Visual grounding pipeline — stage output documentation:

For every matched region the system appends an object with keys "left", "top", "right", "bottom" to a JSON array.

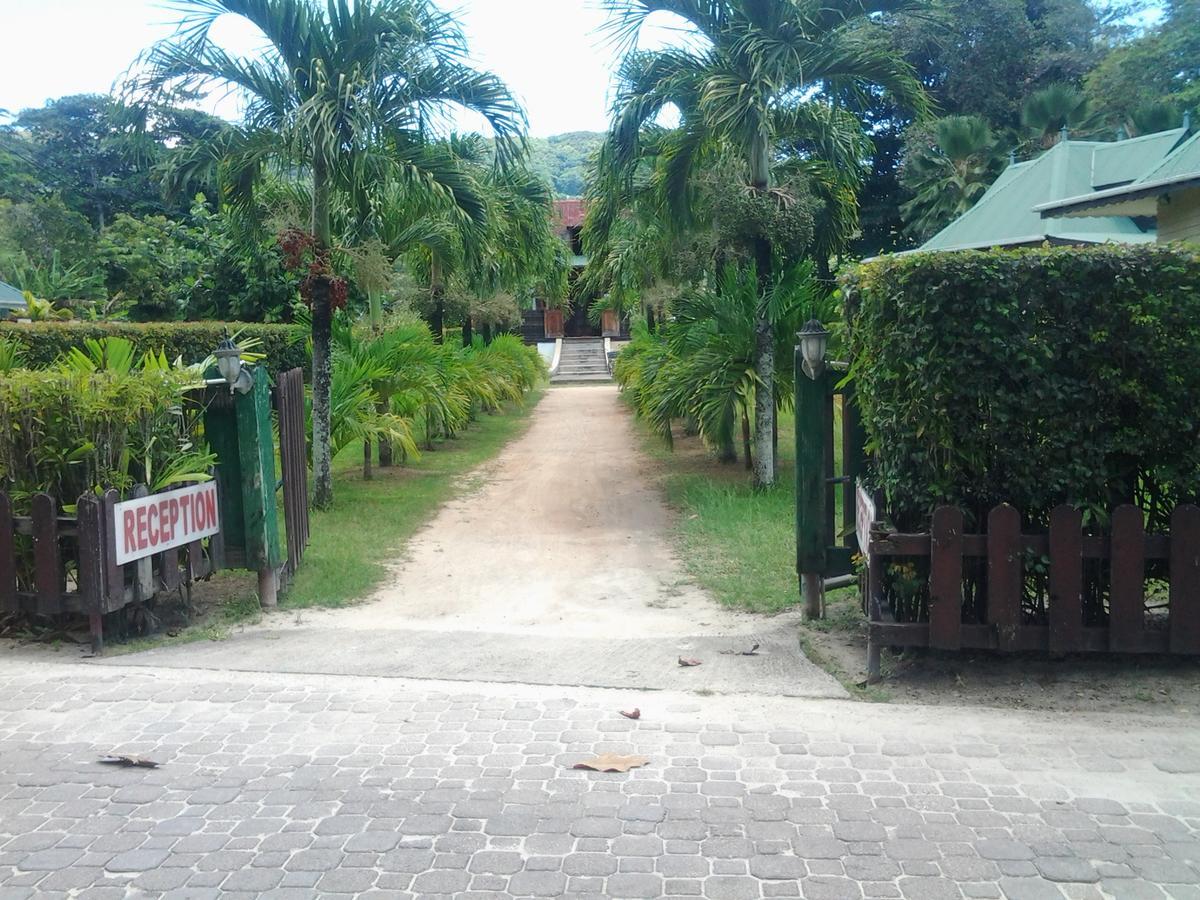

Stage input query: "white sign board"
[
  {"left": 113, "top": 482, "right": 220, "bottom": 565},
  {"left": 855, "top": 481, "right": 877, "bottom": 565}
]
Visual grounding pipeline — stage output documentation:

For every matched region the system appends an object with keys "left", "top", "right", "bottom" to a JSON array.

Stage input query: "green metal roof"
[
  {"left": 1134, "top": 130, "right": 1200, "bottom": 184},
  {"left": 1090, "top": 128, "right": 1188, "bottom": 189},
  {"left": 0, "top": 280, "right": 25, "bottom": 311},
  {"left": 920, "top": 139, "right": 1157, "bottom": 252},
  {"left": 1036, "top": 130, "right": 1200, "bottom": 219}
]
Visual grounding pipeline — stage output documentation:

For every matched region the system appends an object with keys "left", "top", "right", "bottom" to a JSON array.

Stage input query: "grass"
[
  {"left": 634, "top": 397, "right": 890, "bottom": 699},
  {"left": 639, "top": 405, "right": 846, "bottom": 615},
  {"left": 282, "top": 386, "right": 546, "bottom": 609}
]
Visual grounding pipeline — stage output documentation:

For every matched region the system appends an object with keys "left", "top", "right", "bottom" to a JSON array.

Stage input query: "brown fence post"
[
  {"left": 31, "top": 493, "right": 61, "bottom": 617},
  {"left": 1170, "top": 504, "right": 1200, "bottom": 654},
  {"left": 129, "top": 485, "right": 155, "bottom": 602},
  {"left": 0, "top": 494, "right": 16, "bottom": 615},
  {"left": 101, "top": 489, "right": 122, "bottom": 608},
  {"left": 987, "top": 504, "right": 1022, "bottom": 651},
  {"left": 929, "top": 506, "right": 964, "bottom": 650},
  {"left": 77, "top": 494, "right": 105, "bottom": 654},
  {"left": 1048, "top": 505, "right": 1083, "bottom": 654},
  {"left": 1109, "top": 505, "right": 1146, "bottom": 652}
]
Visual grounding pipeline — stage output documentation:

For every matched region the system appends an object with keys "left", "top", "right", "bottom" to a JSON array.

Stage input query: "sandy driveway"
[{"left": 99, "top": 386, "right": 843, "bottom": 697}]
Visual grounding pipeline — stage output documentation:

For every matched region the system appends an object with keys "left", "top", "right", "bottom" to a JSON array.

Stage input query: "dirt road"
[{"left": 99, "top": 385, "right": 843, "bottom": 697}]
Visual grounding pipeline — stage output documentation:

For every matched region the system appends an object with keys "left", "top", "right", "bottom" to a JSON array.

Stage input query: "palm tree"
[
  {"left": 596, "top": 0, "right": 926, "bottom": 488},
  {"left": 1023, "top": 83, "right": 1091, "bottom": 148},
  {"left": 142, "top": 0, "right": 524, "bottom": 507},
  {"left": 900, "top": 116, "right": 1003, "bottom": 242}
]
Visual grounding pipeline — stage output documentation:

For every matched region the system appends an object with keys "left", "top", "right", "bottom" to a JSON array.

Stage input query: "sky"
[{"left": 0, "top": 0, "right": 682, "bottom": 137}]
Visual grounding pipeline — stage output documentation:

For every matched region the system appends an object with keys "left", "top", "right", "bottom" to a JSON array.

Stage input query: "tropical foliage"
[
  {"left": 899, "top": 116, "right": 1004, "bottom": 242},
  {"left": 615, "top": 262, "right": 830, "bottom": 468},
  {"left": 588, "top": 0, "right": 927, "bottom": 487},
  {"left": 0, "top": 367, "right": 211, "bottom": 512},
  {"left": 327, "top": 313, "right": 546, "bottom": 475},
  {"left": 138, "top": 0, "right": 530, "bottom": 508}
]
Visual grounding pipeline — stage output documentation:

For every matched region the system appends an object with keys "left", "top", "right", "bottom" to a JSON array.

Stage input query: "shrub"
[
  {"left": 0, "top": 320, "right": 309, "bottom": 376},
  {"left": 0, "top": 369, "right": 212, "bottom": 511},
  {"left": 843, "top": 244, "right": 1200, "bottom": 531}
]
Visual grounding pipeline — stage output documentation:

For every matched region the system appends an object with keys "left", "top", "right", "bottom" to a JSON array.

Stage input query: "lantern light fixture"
[
  {"left": 214, "top": 336, "right": 253, "bottom": 394},
  {"left": 797, "top": 319, "right": 830, "bottom": 381}
]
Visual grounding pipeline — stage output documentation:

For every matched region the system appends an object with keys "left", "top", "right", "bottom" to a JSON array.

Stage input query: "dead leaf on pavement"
[
  {"left": 99, "top": 755, "right": 160, "bottom": 769},
  {"left": 619, "top": 708, "right": 641, "bottom": 720},
  {"left": 573, "top": 753, "right": 651, "bottom": 773},
  {"left": 678, "top": 657, "right": 702, "bottom": 667}
]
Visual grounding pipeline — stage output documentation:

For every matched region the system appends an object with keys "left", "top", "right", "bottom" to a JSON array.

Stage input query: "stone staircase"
[{"left": 552, "top": 337, "right": 611, "bottom": 383}]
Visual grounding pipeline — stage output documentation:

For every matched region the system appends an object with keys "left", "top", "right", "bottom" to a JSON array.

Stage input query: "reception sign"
[{"left": 113, "top": 482, "right": 220, "bottom": 565}]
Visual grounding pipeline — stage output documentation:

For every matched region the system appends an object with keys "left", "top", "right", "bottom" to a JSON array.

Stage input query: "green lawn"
[
  {"left": 640, "top": 404, "right": 852, "bottom": 616},
  {"left": 282, "top": 387, "right": 546, "bottom": 609}
]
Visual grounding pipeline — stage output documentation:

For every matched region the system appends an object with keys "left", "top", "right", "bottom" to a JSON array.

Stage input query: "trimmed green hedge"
[
  {"left": 844, "top": 244, "right": 1200, "bottom": 531},
  {"left": 0, "top": 368, "right": 208, "bottom": 511},
  {"left": 0, "top": 321, "right": 309, "bottom": 376}
]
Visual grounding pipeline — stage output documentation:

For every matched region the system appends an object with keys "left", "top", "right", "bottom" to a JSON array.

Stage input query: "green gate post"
[
  {"left": 205, "top": 364, "right": 283, "bottom": 608},
  {"left": 235, "top": 366, "right": 283, "bottom": 607},
  {"left": 795, "top": 345, "right": 827, "bottom": 620}
]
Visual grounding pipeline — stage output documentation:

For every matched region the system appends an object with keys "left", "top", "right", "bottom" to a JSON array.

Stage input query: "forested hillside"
[{"left": 527, "top": 132, "right": 603, "bottom": 197}]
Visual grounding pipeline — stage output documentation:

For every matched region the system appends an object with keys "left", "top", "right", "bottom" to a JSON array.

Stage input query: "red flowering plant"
[{"left": 277, "top": 227, "right": 350, "bottom": 311}]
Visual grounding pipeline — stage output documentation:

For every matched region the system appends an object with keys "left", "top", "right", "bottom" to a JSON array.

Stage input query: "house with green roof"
[
  {"left": 918, "top": 121, "right": 1193, "bottom": 252},
  {"left": 1036, "top": 129, "right": 1200, "bottom": 244},
  {"left": 0, "top": 280, "right": 26, "bottom": 316}
]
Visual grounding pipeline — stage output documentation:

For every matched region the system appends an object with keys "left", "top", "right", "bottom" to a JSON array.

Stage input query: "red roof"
[{"left": 554, "top": 198, "right": 586, "bottom": 229}]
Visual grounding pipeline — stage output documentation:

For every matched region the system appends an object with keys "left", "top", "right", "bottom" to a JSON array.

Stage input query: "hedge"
[
  {"left": 0, "top": 321, "right": 309, "bottom": 376},
  {"left": 843, "top": 244, "right": 1200, "bottom": 532},
  {"left": 0, "top": 368, "right": 208, "bottom": 511}
]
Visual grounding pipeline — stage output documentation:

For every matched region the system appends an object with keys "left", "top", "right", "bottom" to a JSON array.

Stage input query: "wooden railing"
[
  {"left": 866, "top": 503, "right": 1200, "bottom": 672},
  {"left": 0, "top": 488, "right": 219, "bottom": 653}
]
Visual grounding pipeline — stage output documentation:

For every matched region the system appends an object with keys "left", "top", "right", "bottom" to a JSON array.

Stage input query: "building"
[
  {"left": 554, "top": 198, "right": 587, "bottom": 268},
  {"left": 0, "top": 280, "right": 25, "bottom": 316},
  {"left": 521, "top": 198, "right": 597, "bottom": 342},
  {"left": 918, "top": 121, "right": 1193, "bottom": 252},
  {"left": 1035, "top": 130, "right": 1200, "bottom": 244}
]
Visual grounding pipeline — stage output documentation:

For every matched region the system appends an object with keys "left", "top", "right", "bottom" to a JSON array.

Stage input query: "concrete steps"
[{"left": 552, "top": 338, "right": 611, "bottom": 384}]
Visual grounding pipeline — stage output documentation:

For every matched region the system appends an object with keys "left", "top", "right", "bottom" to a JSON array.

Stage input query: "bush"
[
  {"left": 0, "top": 321, "right": 309, "bottom": 376},
  {"left": 0, "top": 368, "right": 211, "bottom": 510},
  {"left": 843, "top": 244, "right": 1200, "bottom": 531}
]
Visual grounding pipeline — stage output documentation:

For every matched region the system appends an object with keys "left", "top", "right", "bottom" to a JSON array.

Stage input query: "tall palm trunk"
[
  {"left": 311, "top": 149, "right": 334, "bottom": 509},
  {"left": 741, "top": 406, "right": 753, "bottom": 471},
  {"left": 378, "top": 399, "right": 393, "bottom": 468},
  {"left": 749, "top": 130, "right": 776, "bottom": 490},
  {"left": 462, "top": 315, "right": 473, "bottom": 347},
  {"left": 430, "top": 257, "right": 445, "bottom": 344}
]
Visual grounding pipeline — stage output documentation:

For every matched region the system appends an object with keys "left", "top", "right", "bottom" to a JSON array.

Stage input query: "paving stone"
[
  {"left": 0, "top": 663, "right": 1197, "bottom": 900},
  {"left": 507, "top": 870, "right": 567, "bottom": 896}
]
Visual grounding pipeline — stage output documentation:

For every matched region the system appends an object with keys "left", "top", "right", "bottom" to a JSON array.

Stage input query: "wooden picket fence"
[
  {"left": 0, "top": 488, "right": 220, "bottom": 653},
  {"left": 866, "top": 503, "right": 1200, "bottom": 658},
  {"left": 0, "top": 366, "right": 312, "bottom": 653}
]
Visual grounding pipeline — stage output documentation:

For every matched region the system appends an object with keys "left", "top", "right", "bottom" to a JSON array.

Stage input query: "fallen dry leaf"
[
  {"left": 619, "top": 708, "right": 641, "bottom": 720},
  {"left": 98, "top": 755, "right": 160, "bottom": 769},
  {"left": 573, "top": 753, "right": 651, "bottom": 773},
  {"left": 678, "top": 657, "right": 702, "bottom": 667}
]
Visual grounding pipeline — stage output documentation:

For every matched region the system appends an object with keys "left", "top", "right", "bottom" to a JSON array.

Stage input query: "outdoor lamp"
[
  {"left": 215, "top": 336, "right": 253, "bottom": 395},
  {"left": 797, "top": 319, "right": 829, "bottom": 381}
]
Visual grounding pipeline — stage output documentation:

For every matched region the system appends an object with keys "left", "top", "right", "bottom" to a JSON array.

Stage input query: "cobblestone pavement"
[{"left": 0, "top": 661, "right": 1198, "bottom": 899}]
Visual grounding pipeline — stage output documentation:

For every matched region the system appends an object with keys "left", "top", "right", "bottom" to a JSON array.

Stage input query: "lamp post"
[{"left": 795, "top": 320, "right": 830, "bottom": 620}]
